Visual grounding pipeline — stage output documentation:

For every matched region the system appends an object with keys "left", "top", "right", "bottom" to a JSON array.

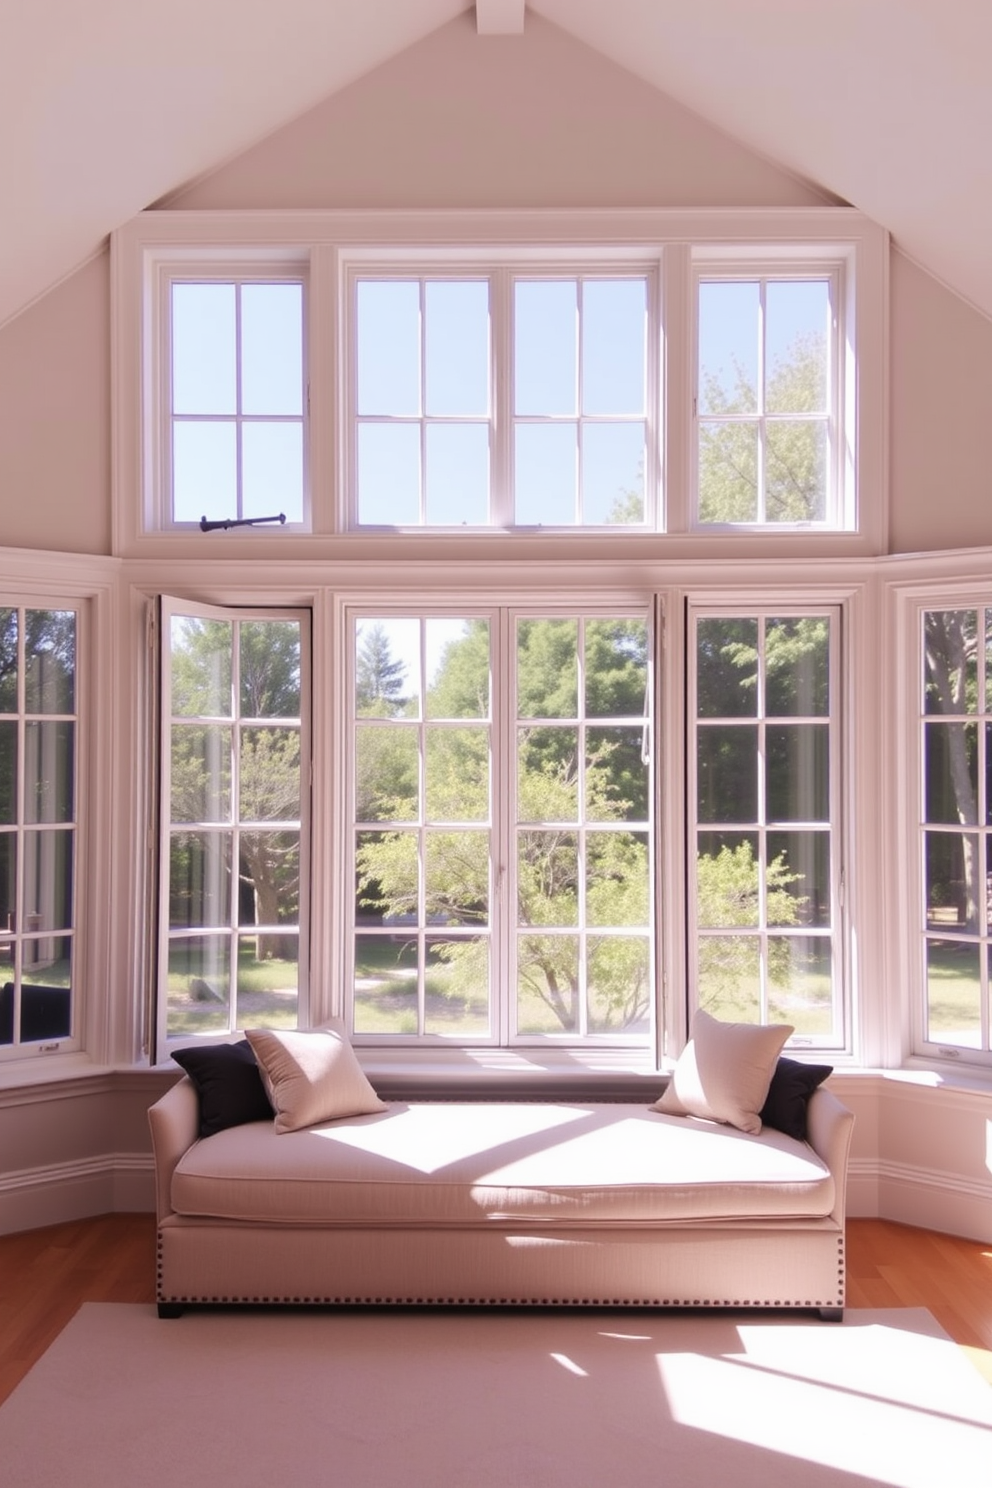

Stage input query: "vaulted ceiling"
[{"left": 3, "top": 1, "right": 990, "bottom": 332}]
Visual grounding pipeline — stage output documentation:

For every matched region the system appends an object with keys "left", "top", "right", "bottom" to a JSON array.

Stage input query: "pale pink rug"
[{"left": 3, "top": 1304, "right": 991, "bottom": 1487}]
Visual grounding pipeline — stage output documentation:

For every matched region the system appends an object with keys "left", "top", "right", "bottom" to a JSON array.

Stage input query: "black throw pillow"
[
  {"left": 759, "top": 1057, "right": 833, "bottom": 1142},
  {"left": 171, "top": 1039, "right": 274, "bottom": 1137}
]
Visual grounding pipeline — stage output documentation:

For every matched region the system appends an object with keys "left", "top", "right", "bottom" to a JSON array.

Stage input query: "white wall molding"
[{"left": 0, "top": 1152, "right": 154, "bottom": 1236}]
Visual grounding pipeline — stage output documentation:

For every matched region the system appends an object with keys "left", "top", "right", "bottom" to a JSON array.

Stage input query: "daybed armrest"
[
  {"left": 806, "top": 1085, "right": 855, "bottom": 1226},
  {"left": 148, "top": 1076, "right": 199, "bottom": 1224}
]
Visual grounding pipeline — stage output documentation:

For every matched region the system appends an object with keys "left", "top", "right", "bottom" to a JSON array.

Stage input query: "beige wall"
[{"left": 0, "top": 12, "right": 989, "bottom": 559}]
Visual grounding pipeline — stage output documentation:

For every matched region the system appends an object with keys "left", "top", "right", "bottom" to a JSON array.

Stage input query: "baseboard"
[{"left": 0, "top": 1154, "right": 154, "bottom": 1236}]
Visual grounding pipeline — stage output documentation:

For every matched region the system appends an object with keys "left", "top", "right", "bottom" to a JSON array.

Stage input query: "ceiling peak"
[{"left": 476, "top": 0, "right": 524, "bottom": 36}]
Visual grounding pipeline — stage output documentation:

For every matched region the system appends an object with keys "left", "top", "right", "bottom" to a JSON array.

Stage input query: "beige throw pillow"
[
  {"left": 653, "top": 1009, "right": 793, "bottom": 1134},
  {"left": 246, "top": 1022, "right": 387, "bottom": 1133}
]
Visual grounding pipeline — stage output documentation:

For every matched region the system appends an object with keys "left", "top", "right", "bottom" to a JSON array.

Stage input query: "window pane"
[
  {"left": 0, "top": 835, "right": 14, "bottom": 926},
  {"left": 356, "top": 619, "right": 418, "bottom": 718},
  {"left": 426, "top": 619, "right": 489, "bottom": 720},
  {"left": 587, "top": 831, "right": 649, "bottom": 926},
  {"left": 0, "top": 724, "right": 16, "bottom": 824},
  {"left": 425, "top": 423, "right": 489, "bottom": 525},
  {"left": 585, "top": 618, "right": 648, "bottom": 718},
  {"left": 240, "top": 620, "right": 301, "bottom": 718},
  {"left": 925, "top": 830, "right": 978, "bottom": 934},
  {"left": 515, "top": 423, "right": 577, "bottom": 525},
  {"left": 357, "top": 423, "right": 420, "bottom": 525},
  {"left": 172, "top": 284, "right": 236, "bottom": 415},
  {"left": 173, "top": 421, "right": 237, "bottom": 523},
  {"left": 355, "top": 831, "right": 418, "bottom": 927},
  {"left": 767, "top": 830, "right": 831, "bottom": 928},
  {"left": 585, "top": 727, "right": 648, "bottom": 821},
  {"left": 517, "top": 933, "right": 579, "bottom": 1033},
  {"left": 698, "top": 420, "right": 758, "bottom": 523},
  {"left": 696, "top": 618, "right": 758, "bottom": 718},
  {"left": 425, "top": 727, "right": 488, "bottom": 822},
  {"left": 766, "top": 725, "right": 829, "bottom": 821},
  {"left": 170, "top": 725, "right": 232, "bottom": 823},
  {"left": 518, "top": 729, "right": 579, "bottom": 822},
  {"left": 170, "top": 617, "right": 232, "bottom": 718},
  {"left": 23, "top": 829, "right": 73, "bottom": 932},
  {"left": 925, "top": 722, "right": 978, "bottom": 824},
  {"left": 582, "top": 423, "right": 645, "bottom": 524},
  {"left": 0, "top": 609, "right": 17, "bottom": 712},
  {"left": 696, "top": 834, "right": 760, "bottom": 928},
  {"left": 926, "top": 939, "right": 980, "bottom": 1048},
  {"left": 426, "top": 830, "right": 489, "bottom": 926},
  {"left": 424, "top": 936, "right": 489, "bottom": 1036},
  {"left": 355, "top": 725, "right": 419, "bottom": 822},
  {"left": 768, "top": 937, "right": 832, "bottom": 1033},
  {"left": 697, "top": 725, "right": 758, "bottom": 822},
  {"left": 517, "top": 832, "right": 578, "bottom": 925},
  {"left": 515, "top": 280, "right": 576, "bottom": 416},
  {"left": 766, "top": 617, "right": 829, "bottom": 716},
  {"left": 24, "top": 722, "right": 73, "bottom": 823},
  {"left": 241, "top": 283, "right": 302, "bottom": 416},
  {"left": 169, "top": 831, "right": 231, "bottom": 928},
  {"left": 924, "top": 610, "right": 976, "bottom": 715},
  {"left": 697, "top": 934, "right": 760, "bottom": 1021},
  {"left": 25, "top": 611, "right": 75, "bottom": 715},
  {"left": 240, "top": 728, "right": 300, "bottom": 821},
  {"left": 582, "top": 279, "right": 646, "bottom": 416},
  {"left": 587, "top": 935, "right": 650, "bottom": 1032},
  {"left": 242, "top": 422, "right": 304, "bottom": 523},
  {"left": 353, "top": 933, "right": 418, "bottom": 1034},
  {"left": 765, "top": 280, "right": 829, "bottom": 414},
  {"left": 766, "top": 419, "right": 827, "bottom": 522},
  {"left": 425, "top": 281, "right": 489, "bottom": 416},
  {"left": 357, "top": 281, "right": 420, "bottom": 416},
  {"left": 167, "top": 935, "right": 231, "bottom": 1036},
  {"left": 239, "top": 831, "right": 300, "bottom": 929},
  {"left": 517, "top": 619, "right": 577, "bottom": 718},
  {"left": 237, "top": 935, "right": 298, "bottom": 1030},
  {"left": 698, "top": 281, "right": 758, "bottom": 416}
]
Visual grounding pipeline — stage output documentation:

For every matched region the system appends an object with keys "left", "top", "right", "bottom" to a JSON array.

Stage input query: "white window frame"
[
  {"left": 154, "top": 596, "right": 312, "bottom": 1062},
  {"left": 342, "top": 258, "right": 661, "bottom": 532},
  {"left": 342, "top": 600, "right": 657, "bottom": 1051},
  {"left": 690, "top": 254, "right": 853, "bottom": 532},
  {"left": 111, "top": 208, "right": 887, "bottom": 561}
]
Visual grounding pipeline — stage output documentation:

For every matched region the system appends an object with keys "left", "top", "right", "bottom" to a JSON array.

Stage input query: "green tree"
[
  {"left": 695, "top": 840, "right": 802, "bottom": 1017},
  {"left": 356, "top": 622, "right": 408, "bottom": 714},
  {"left": 699, "top": 332, "right": 826, "bottom": 524}
]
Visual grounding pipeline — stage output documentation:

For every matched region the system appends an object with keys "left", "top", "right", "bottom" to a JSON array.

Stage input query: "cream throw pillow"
[
  {"left": 246, "top": 1022, "right": 387, "bottom": 1133},
  {"left": 653, "top": 1009, "right": 793, "bottom": 1134}
]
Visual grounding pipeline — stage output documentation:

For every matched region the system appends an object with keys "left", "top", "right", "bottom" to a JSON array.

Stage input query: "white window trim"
[
  {"left": 690, "top": 253, "right": 853, "bottom": 533},
  {"left": 111, "top": 207, "right": 888, "bottom": 561}
]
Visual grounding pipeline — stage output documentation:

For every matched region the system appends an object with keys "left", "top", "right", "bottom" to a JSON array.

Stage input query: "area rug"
[{"left": 3, "top": 1304, "right": 991, "bottom": 1487}]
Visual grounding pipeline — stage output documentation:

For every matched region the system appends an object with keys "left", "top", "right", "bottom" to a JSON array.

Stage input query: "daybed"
[{"left": 148, "top": 1022, "right": 854, "bottom": 1320}]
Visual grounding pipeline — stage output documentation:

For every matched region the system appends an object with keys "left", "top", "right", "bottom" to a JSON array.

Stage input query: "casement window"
[
  {"left": 112, "top": 209, "right": 885, "bottom": 554},
  {"left": 693, "top": 264, "right": 849, "bottom": 530},
  {"left": 0, "top": 606, "right": 78, "bottom": 1056},
  {"left": 918, "top": 605, "right": 992, "bottom": 1059},
  {"left": 350, "top": 271, "right": 652, "bottom": 528},
  {"left": 156, "top": 599, "right": 309, "bottom": 1057},
  {"left": 347, "top": 607, "right": 654, "bottom": 1045},
  {"left": 687, "top": 606, "right": 844, "bottom": 1048}
]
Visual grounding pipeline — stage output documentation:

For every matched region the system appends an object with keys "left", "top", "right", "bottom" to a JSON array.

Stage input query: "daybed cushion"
[
  {"left": 653, "top": 1010, "right": 793, "bottom": 1133},
  {"left": 246, "top": 1023, "right": 387, "bottom": 1133},
  {"left": 169, "top": 1100, "right": 836, "bottom": 1228}
]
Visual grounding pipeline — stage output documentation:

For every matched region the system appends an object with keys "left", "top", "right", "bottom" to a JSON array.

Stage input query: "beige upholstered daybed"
[{"left": 148, "top": 1016, "right": 855, "bottom": 1320}]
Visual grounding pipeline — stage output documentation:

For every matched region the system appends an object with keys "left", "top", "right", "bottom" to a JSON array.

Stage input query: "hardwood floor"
[{"left": 0, "top": 1214, "right": 990, "bottom": 1405}]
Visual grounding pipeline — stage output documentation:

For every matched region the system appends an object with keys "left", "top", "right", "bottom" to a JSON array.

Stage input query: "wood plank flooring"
[{"left": 0, "top": 1214, "right": 990, "bottom": 1406}]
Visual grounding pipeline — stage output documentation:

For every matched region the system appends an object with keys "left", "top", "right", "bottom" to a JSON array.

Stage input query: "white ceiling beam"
[{"left": 476, "top": 0, "right": 525, "bottom": 36}]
